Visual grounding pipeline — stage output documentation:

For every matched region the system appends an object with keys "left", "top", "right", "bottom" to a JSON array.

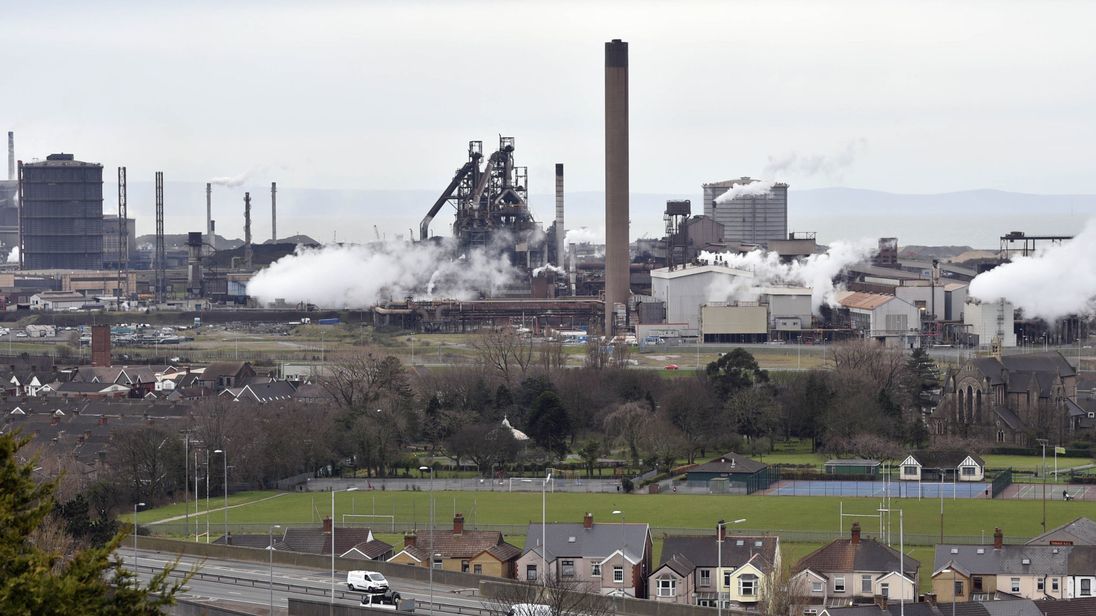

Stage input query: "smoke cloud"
[
  {"left": 247, "top": 240, "right": 519, "bottom": 307},
  {"left": 565, "top": 227, "right": 603, "bottom": 245},
  {"left": 6, "top": 245, "right": 18, "bottom": 264},
  {"left": 532, "top": 264, "right": 565, "bottom": 277},
  {"left": 714, "top": 179, "right": 776, "bottom": 204},
  {"left": 762, "top": 139, "right": 867, "bottom": 180},
  {"left": 968, "top": 219, "right": 1096, "bottom": 321},
  {"left": 700, "top": 238, "right": 877, "bottom": 312},
  {"left": 209, "top": 170, "right": 254, "bottom": 187}
]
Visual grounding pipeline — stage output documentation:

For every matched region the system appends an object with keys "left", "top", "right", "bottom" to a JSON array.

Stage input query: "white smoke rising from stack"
[
  {"left": 209, "top": 170, "right": 252, "bottom": 187},
  {"left": 565, "top": 227, "right": 604, "bottom": 245},
  {"left": 6, "top": 246, "right": 18, "bottom": 264},
  {"left": 700, "top": 238, "right": 877, "bottom": 313},
  {"left": 762, "top": 139, "right": 867, "bottom": 180},
  {"left": 246, "top": 240, "right": 519, "bottom": 307},
  {"left": 714, "top": 179, "right": 776, "bottom": 203},
  {"left": 968, "top": 220, "right": 1096, "bottom": 321},
  {"left": 532, "top": 264, "right": 566, "bottom": 277}
]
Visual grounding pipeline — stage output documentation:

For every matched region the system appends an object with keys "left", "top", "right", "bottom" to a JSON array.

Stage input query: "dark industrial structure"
[
  {"left": 604, "top": 38, "right": 630, "bottom": 332},
  {"left": 19, "top": 153, "right": 104, "bottom": 269},
  {"left": 420, "top": 137, "right": 545, "bottom": 270},
  {"left": 154, "top": 171, "right": 165, "bottom": 302}
]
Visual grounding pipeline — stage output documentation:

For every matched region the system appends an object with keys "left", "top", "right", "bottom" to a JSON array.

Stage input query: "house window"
[
  {"left": 1052, "top": 578, "right": 1059, "bottom": 592},
  {"left": 880, "top": 583, "right": 889, "bottom": 598},
  {"left": 526, "top": 565, "right": 537, "bottom": 581},
  {"left": 657, "top": 579, "right": 676, "bottom": 597},
  {"left": 861, "top": 575, "right": 872, "bottom": 593},
  {"left": 961, "top": 466, "right": 975, "bottom": 476},
  {"left": 739, "top": 575, "right": 757, "bottom": 597},
  {"left": 1011, "top": 578, "right": 1020, "bottom": 593},
  {"left": 1037, "top": 578, "right": 1044, "bottom": 592},
  {"left": 972, "top": 576, "right": 983, "bottom": 592},
  {"left": 902, "top": 465, "right": 918, "bottom": 477},
  {"left": 591, "top": 563, "right": 601, "bottom": 577},
  {"left": 834, "top": 577, "right": 845, "bottom": 593},
  {"left": 696, "top": 599, "right": 715, "bottom": 607},
  {"left": 954, "top": 581, "right": 963, "bottom": 596},
  {"left": 561, "top": 560, "right": 575, "bottom": 578},
  {"left": 474, "top": 564, "right": 482, "bottom": 575},
  {"left": 461, "top": 560, "right": 469, "bottom": 573},
  {"left": 1082, "top": 579, "right": 1092, "bottom": 596},
  {"left": 724, "top": 571, "right": 733, "bottom": 587},
  {"left": 811, "top": 581, "right": 823, "bottom": 593},
  {"left": 613, "top": 566, "right": 624, "bottom": 584},
  {"left": 432, "top": 558, "right": 443, "bottom": 569},
  {"left": 803, "top": 610, "right": 818, "bottom": 615},
  {"left": 699, "top": 570, "right": 711, "bottom": 587},
  {"left": 996, "top": 430, "right": 1005, "bottom": 443}
]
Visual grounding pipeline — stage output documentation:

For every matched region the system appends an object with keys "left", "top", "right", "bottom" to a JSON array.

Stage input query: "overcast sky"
[{"left": 5, "top": 0, "right": 1096, "bottom": 201}]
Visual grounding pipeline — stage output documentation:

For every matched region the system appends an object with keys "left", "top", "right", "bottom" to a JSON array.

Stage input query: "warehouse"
[
  {"left": 835, "top": 291, "right": 921, "bottom": 348},
  {"left": 650, "top": 263, "right": 754, "bottom": 330},
  {"left": 700, "top": 303, "right": 767, "bottom": 343}
]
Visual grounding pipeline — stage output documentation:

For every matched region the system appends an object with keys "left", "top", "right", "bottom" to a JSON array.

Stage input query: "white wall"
[
  {"left": 964, "top": 300, "right": 1017, "bottom": 347},
  {"left": 651, "top": 266, "right": 752, "bottom": 330}
]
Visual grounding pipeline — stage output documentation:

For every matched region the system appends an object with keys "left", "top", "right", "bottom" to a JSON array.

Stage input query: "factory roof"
[
  {"left": 943, "top": 282, "right": 969, "bottom": 291},
  {"left": 650, "top": 264, "right": 754, "bottom": 280},
  {"left": 757, "top": 286, "right": 813, "bottom": 296},
  {"left": 703, "top": 177, "right": 788, "bottom": 188},
  {"left": 23, "top": 154, "right": 101, "bottom": 168},
  {"left": 835, "top": 291, "right": 898, "bottom": 311}
]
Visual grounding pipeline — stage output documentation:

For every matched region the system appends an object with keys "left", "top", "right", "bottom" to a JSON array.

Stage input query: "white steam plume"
[
  {"left": 247, "top": 240, "right": 518, "bottom": 307},
  {"left": 6, "top": 245, "right": 18, "bottom": 264},
  {"left": 532, "top": 264, "right": 565, "bottom": 277},
  {"left": 968, "top": 220, "right": 1096, "bottom": 321},
  {"left": 762, "top": 139, "right": 866, "bottom": 180},
  {"left": 714, "top": 179, "right": 776, "bottom": 204},
  {"left": 209, "top": 170, "right": 254, "bottom": 187},
  {"left": 700, "top": 238, "right": 876, "bottom": 313},
  {"left": 565, "top": 227, "right": 603, "bottom": 245}
]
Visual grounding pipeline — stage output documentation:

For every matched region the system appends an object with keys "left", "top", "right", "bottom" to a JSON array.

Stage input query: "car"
[
  {"left": 664, "top": 364, "right": 679, "bottom": 370},
  {"left": 15, "top": 332, "right": 27, "bottom": 338},
  {"left": 347, "top": 570, "right": 389, "bottom": 593},
  {"left": 360, "top": 590, "right": 403, "bottom": 611}
]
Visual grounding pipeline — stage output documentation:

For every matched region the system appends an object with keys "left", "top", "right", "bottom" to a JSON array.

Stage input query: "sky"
[{"left": 4, "top": 0, "right": 1096, "bottom": 241}]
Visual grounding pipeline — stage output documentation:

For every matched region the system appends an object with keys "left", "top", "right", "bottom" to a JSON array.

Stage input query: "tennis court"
[{"left": 769, "top": 479, "right": 992, "bottom": 498}]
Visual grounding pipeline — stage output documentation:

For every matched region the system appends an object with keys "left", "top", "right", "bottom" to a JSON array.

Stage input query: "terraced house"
[{"left": 649, "top": 525, "right": 780, "bottom": 609}]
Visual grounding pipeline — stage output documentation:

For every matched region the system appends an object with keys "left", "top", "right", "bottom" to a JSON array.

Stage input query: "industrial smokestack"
[
  {"left": 271, "top": 181, "right": 277, "bottom": 242},
  {"left": 7, "top": 131, "right": 13, "bottom": 181},
  {"left": 243, "top": 192, "right": 253, "bottom": 270},
  {"left": 604, "top": 39, "right": 630, "bottom": 333},
  {"left": 555, "top": 163, "right": 565, "bottom": 271},
  {"left": 205, "top": 182, "right": 213, "bottom": 251}
]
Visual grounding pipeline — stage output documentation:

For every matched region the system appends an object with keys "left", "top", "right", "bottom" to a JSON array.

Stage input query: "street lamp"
[
  {"left": 420, "top": 465, "right": 436, "bottom": 608},
  {"left": 269, "top": 524, "right": 281, "bottom": 615},
  {"left": 133, "top": 502, "right": 146, "bottom": 572},
  {"left": 214, "top": 448, "right": 227, "bottom": 540},
  {"left": 940, "top": 567, "right": 957, "bottom": 616},
  {"left": 611, "top": 510, "right": 625, "bottom": 601},
  {"left": 716, "top": 518, "right": 746, "bottom": 616},
  {"left": 331, "top": 486, "right": 358, "bottom": 613}
]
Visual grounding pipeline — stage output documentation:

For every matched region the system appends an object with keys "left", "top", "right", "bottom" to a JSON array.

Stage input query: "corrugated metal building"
[
  {"left": 701, "top": 178, "right": 788, "bottom": 247},
  {"left": 20, "top": 154, "right": 104, "bottom": 269}
]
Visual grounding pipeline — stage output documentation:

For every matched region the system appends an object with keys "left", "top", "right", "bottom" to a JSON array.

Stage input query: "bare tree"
[
  {"left": 483, "top": 574, "right": 615, "bottom": 616},
  {"left": 537, "top": 339, "right": 567, "bottom": 375},
  {"left": 474, "top": 327, "right": 536, "bottom": 384},
  {"left": 760, "top": 565, "right": 812, "bottom": 616},
  {"left": 609, "top": 341, "right": 632, "bottom": 369},
  {"left": 603, "top": 402, "right": 654, "bottom": 466},
  {"left": 319, "top": 353, "right": 413, "bottom": 410}
]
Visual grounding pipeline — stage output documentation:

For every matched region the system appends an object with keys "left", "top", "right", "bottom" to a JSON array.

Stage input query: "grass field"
[{"left": 136, "top": 489, "right": 1096, "bottom": 542}]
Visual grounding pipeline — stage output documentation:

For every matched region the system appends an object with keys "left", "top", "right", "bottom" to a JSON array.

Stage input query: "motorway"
[{"left": 121, "top": 549, "right": 493, "bottom": 615}]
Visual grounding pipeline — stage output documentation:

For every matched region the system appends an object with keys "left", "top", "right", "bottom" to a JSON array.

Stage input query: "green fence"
[{"left": 991, "top": 467, "right": 1013, "bottom": 497}]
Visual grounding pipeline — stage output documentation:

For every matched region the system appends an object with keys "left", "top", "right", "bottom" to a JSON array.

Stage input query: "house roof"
[
  {"left": 994, "top": 408, "right": 1024, "bottom": 431},
  {"left": 659, "top": 534, "right": 778, "bottom": 572},
  {"left": 238, "top": 381, "right": 297, "bottom": 403},
  {"left": 797, "top": 533, "right": 918, "bottom": 578},
  {"left": 345, "top": 539, "right": 393, "bottom": 560},
  {"left": 908, "top": 450, "right": 984, "bottom": 469},
  {"left": 523, "top": 520, "right": 649, "bottom": 563},
  {"left": 688, "top": 452, "right": 768, "bottom": 475},
  {"left": 1027, "top": 517, "right": 1096, "bottom": 546},
  {"left": 484, "top": 543, "right": 522, "bottom": 563},
  {"left": 407, "top": 528, "right": 512, "bottom": 560},
  {"left": 932, "top": 543, "right": 1074, "bottom": 576},
  {"left": 212, "top": 534, "right": 276, "bottom": 549},
  {"left": 280, "top": 527, "right": 389, "bottom": 556},
  {"left": 199, "top": 361, "right": 252, "bottom": 380},
  {"left": 825, "top": 459, "right": 881, "bottom": 467},
  {"left": 656, "top": 554, "right": 695, "bottom": 577},
  {"left": 1034, "top": 596, "right": 1096, "bottom": 616}
]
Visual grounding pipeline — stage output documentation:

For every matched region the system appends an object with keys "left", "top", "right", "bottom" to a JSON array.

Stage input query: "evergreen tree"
[
  {"left": 526, "top": 391, "right": 572, "bottom": 460},
  {"left": 0, "top": 431, "right": 189, "bottom": 614},
  {"left": 705, "top": 348, "right": 769, "bottom": 400}
]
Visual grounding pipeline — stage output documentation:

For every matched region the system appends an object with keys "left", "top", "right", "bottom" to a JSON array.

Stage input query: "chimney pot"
[
  {"left": 453, "top": 513, "right": 464, "bottom": 535},
  {"left": 851, "top": 522, "right": 861, "bottom": 544},
  {"left": 404, "top": 532, "right": 417, "bottom": 548},
  {"left": 994, "top": 527, "right": 1003, "bottom": 549},
  {"left": 717, "top": 519, "right": 726, "bottom": 541},
  {"left": 583, "top": 512, "right": 594, "bottom": 529},
  {"left": 322, "top": 516, "right": 332, "bottom": 535}
]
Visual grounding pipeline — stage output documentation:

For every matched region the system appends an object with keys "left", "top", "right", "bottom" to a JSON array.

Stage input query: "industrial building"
[
  {"left": 963, "top": 298, "right": 1017, "bottom": 348},
  {"left": 19, "top": 154, "right": 104, "bottom": 270},
  {"left": 701, "top": 178, "right": 788, "bottom": 248},
  {"left": 102, "top": 214, "right": 136, "bottom": 271},
  {"left": 834, "top": 290, "right": 922, "bottom": 348},
  {"left": 650, "top": 263, "right": 754, "bottom": 330}
]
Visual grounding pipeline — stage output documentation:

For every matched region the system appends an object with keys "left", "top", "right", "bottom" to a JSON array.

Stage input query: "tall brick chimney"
[
  {"left": 322, "top": 516, "right": 332, "bottom": 535},
  {"left": 850, "top": 522, "right": 861, "bottom": 544},
  {"left": 717, "top": 519, "right": 727, "bottom": 541},
  {"left": 91, "top": 324, "right": 111, "bottom": 367},
  {"left": 994, "top": 528, "right": 1003, "bottom": 549},
  {"left": 404, "top": 531, "right": 417, "bottom": 548},
  {"left": 453, "top": 513, "right": 464, "bottom": 535},
  {"left": 584, "top": 512, "right": 594, "bottom": 529}
]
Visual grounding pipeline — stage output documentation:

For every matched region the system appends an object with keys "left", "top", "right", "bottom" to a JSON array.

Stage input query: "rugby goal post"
[{"left": 342, "top": 514, "right": 396, "bottom": 533}]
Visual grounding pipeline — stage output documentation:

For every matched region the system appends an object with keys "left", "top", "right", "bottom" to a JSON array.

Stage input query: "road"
[{"left": 121, "top": 549, "right": 492, "bottom": 615}]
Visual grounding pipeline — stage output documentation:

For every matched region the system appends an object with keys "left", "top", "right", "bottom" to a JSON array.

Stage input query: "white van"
[
  {"left": 507, "top": 604, "right": 553, "bottom": 616},
  {"left": 347, "top": 570, "right": 389, "bottom": 592}
]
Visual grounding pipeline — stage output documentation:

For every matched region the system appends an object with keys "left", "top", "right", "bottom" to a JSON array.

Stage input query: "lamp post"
[
  {"left": 940, "top": 567, "right": 957, "bottom": 616},
  {"left": 133, "top": 502, "right": 145, "bottom": 572},
  {"left": 611, "top": 510, "right": 625, "bottom": 603},
  {"left": 1037, "top": 438, "right": 1048, "bottom": 532},
  {"left": 543, "top": 472, "right": 551, "bottom": 589},
  {"left": 205, "top": 448, "right": 211, "bottom": 543},
  {"left": 716, "top": 518, "right": 746, "bottom": 616},
  {"left": 420, "top": 465, "right": 436, "bottom": 610},
  {"left": 269, "top": 524, "right": 281, "bottom": 615},
  {"left": 331, "top": 487, "right": 358, "bottom": 613},
  {"left": 214, "top": 448, "right": 227, "bottom": 540}
]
